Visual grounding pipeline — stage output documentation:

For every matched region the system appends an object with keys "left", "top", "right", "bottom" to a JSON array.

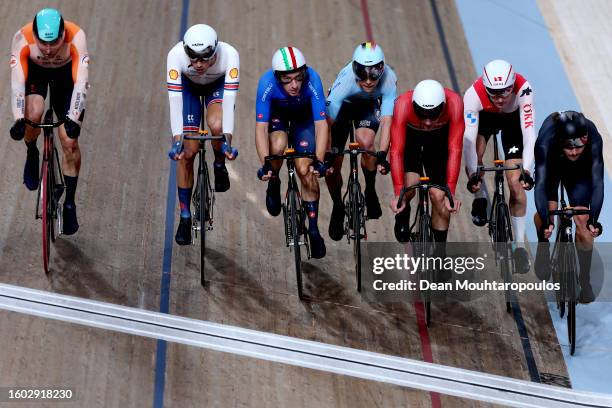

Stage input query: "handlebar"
[
  {"left": 182, "top": 131, "right": 226, "bottom": 142},
  {"left": 477, "top": 162, "right": 522, "bottom": 173},
  {"left": 397, "top": 180, "right": 454, "bottom": 209},
  {"left": 329, "top": 145, "right": 377, "bottom": 158},
  {"left": 24, "top": 117, "right": 64, "bottom": 129},
  {"left": 265, "top": 151, "right": 316, "bottom": 162},
  {"left": 549, "top": 207, "right": 590, "bottom": 218}
]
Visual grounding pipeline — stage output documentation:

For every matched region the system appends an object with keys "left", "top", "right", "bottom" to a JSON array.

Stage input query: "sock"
[
  {"left": 396, "top": 205, "right": 411, "bottom": 221},
  {"left": 362, "top": 167, "right": 376, "bottom": 195},
  {"left": 432, "top": 228, "right": 448, "bottom": 243},
  {"left": 536, "top": 226, "right": 549, "bottom": 242},
  {"left": 213, "top": 148, "right": 225, "bottom": 165},
  {"left": 26, "top": 140, "right": 37, "bottom": 153},
  {"left": 178, "top": 187, "right": 192, "bottom": 218},
  {"left": 511, "top": 215, "right": 526, "bottom": 244},
  {"left": 303, "top": 200, "right": 319, "bottom": 233},
  {"left": 64, "top": 175, "right": 78, "bottom": 206},
  {"left": 577, "top": 248, "right": 593, "bottom": 288}
]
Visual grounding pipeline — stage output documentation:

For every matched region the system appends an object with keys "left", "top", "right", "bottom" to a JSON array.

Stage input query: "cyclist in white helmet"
[
  {"left": 325, "top": 42, "right": 397, "bottom": 241},
  {"left": 462, "top": 59, "right": 536, "bottom": 273},
  {"left": 166, "top": 23, "right": 240, "bottom": 246}
]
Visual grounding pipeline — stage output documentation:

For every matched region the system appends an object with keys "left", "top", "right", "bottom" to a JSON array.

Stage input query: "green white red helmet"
[{"left": 272, "top": 46, "right": 306, "bottom": 74}]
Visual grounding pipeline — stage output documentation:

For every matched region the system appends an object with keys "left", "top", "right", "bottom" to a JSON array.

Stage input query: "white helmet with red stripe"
[
  {"left": 272, "top": 46, "right": 306, "bottom": 74},
  {"left": 482, "top": 59, "right": 515, "bottom": 90}
]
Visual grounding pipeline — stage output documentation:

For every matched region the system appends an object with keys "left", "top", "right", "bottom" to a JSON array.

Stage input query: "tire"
[
  {"left": 563, "top": 239, "right": 578, "bottom": 355},
  {"left": 200, "top": 164, "right": 208, "bottom": 287},
  {"left": 352, "top": 183, "right": 362, "bottom": 292},
  {"left": 41, "top": 161, "right": 51, "bottom": 275},
  {"left": 289, "top": 190, "right": 303, "bottom": 300},
  {"left": 495, "top": 203, "right": 512, "bottom": 313},
  {"left": 419, "top": 213, "right": 432, "bottom": 327}
]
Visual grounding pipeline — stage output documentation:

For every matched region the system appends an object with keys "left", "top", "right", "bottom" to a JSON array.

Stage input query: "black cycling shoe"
[
  {"left": 308, "top": 231, "right": 326, "bottom": 259},
  {"left": 175, "top": 217, "right": 192, "bottom": 246},
  {"left": 62, "top": 203, "right": 79, "bottom": 235},
  {"left": 394, "top": 215, "right": 410, "bottom": 243},
  {"left": 266, "top": 178, "right": 281, "bottom": 216},
  {"left": 328, "top": 202, "right": 345, "bottom": 241},
  {"left": 365, "top": 189, "right": 382, "bottom": 220},
  {"left": 471, "top": 197, "right": 488, "bottom": 227},
  {"left": 214, "top": 162, "right": 230, "bottom": 192},
  {"left": 534, "top": 243, "right": 551, "bottom": 280},
  {"left": 23, "top": 148, "right": 40, "bottom": 191},
  {"left": 513, "top": 247, "right": 531, "bottom": 274},
  {"left": 579, "top": 284, "right": 595, "bottom": 304}
]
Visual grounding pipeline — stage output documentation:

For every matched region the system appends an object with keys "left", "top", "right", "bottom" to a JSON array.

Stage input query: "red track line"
[
  {"left": 415, "top": 301, "right": 442, "bottom": 407},
  {"left": 359, "top": 0, "right": 374, "bottom": 42}
]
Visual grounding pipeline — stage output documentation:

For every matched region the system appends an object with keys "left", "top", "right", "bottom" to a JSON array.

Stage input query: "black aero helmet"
[
  {"left": 554, "top": 111, "right": 588, "bottom": 148},
  {"left": 33, "top": 8, "right": 65, "bottom": 43}
]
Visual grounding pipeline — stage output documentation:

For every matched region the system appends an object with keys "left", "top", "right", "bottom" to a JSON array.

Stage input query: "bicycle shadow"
[{"left": 48, "top": 238, "right": 128, "bottom": 305}]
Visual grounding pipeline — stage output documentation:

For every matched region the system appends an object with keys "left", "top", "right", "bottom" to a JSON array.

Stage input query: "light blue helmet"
[
  {"left": 352, "top": 42, "right": 385, "bottom": 81},
  {"left": 33, "top": 8, "right": 64, "bottom": 43}
]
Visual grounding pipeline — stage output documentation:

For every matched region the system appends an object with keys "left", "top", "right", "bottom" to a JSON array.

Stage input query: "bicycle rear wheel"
[
  {"left": 289, "top": 190, "right": 304, "bottom": 299},
  {"left": 351, "top": 183, "right": 363, "bottom": 292},
  {"left": 495, "top": 203, "right": 512, "bottom": 313},
  {"left": 199, "top": 164, "right": 208, "bottom": 287},
  {"left": 419, "top": 213, "right": 433, "bottom": 327},
  {"left": 563, "top": 243, "right": 578, "bottom": 355},
  {"left": 41, "top": 161, "right": 51, "bottom": 275}
]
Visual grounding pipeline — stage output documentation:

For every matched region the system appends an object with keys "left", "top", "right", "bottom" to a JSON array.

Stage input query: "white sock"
[{"left": 511, "top": 215, "right": 526, "bottom": 244}]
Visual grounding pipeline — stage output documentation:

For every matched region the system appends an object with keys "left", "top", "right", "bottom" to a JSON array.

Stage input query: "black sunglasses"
[{"left": 353, "top": 61, "right": 384, "bottom": 82}]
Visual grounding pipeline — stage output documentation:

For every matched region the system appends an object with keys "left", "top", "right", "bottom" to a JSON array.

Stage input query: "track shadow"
[{"left": 49, "top": 238, "right": 128, "bottom": 305}]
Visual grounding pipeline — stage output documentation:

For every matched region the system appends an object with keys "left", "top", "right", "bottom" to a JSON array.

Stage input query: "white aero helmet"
[
  {"left": 183, "top": 24, "right": 218, "bottom": 60},
  {"left": 352, "top": 42, "right": 385, "bottom": 81},
  {"left": 482, "top": 59, "right": 515, "bottom": 93},
  {"left": 272, "top": 46, "right": 306, "bottom": 74},
  {"left": 412, "top": 79, "right": 446, "bottom": 119}
]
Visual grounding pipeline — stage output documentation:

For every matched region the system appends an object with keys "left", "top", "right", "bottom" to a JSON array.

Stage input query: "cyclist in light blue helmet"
[{"left": 33, "top": 8, "right": 65, "bottom": 43}]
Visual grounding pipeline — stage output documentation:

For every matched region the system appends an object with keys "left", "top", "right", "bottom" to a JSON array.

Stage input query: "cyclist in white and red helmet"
[
  {"left": 254, "top": 46, "right": 329, "bottom": 259},
  {"left": 463, "top": 59, "right": 536, "bottom": 273}
]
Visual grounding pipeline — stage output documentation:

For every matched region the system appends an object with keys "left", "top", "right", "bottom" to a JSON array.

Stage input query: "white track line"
[{"left": 0, "top": 283, "right": 611, "bottom": 408}]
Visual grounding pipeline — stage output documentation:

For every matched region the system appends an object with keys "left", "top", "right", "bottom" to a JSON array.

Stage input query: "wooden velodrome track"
[{"left": 0, "top": 0, "right": 569, "bottom": 406}]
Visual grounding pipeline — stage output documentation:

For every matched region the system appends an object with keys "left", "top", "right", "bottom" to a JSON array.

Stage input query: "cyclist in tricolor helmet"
[
  {"left": 462, "top": 58, "right": 536, "bottom": 274},
  {"left": 166, "top": 23, "right": 240, "bottom": 245},
  {"left": 9, "top": 7, "right": 89, "bottom": 235},
  {"left": 325, "top": 42, "right": 397, "bottom": 241},
  {"left": 533, "top": 111, "right": 603, "bottom": 303},
  {"left": 254, "top": 46, "right": 330, "bottom": 259}
]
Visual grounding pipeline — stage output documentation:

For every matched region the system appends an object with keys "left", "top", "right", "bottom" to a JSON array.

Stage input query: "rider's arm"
[
  {"left": 589, "top": 123, "right": 604, "bottom": 222},
  {"left": 378, "top": 116, "right": 392, "bottom": 152},
  {"left": 10, "top": 27, "right": 29, "bottom": 121},
  {"left": 307, "top": 69, "right": 330, "bottom": 162},
  {"left": 534, "top": 118, "right": 552, "bottom": 223},
  {"left": 389, "top": 94, "right": 409, "bottom": 196},
  {"left": 221, "top": 44, "right": 240, "bottom": 140},
  {"left": 517, "top": 81, "right": 536, "bottom": 173},
  {"left": 166, "top": 45, "right": 184, "bottom": 141},
  {"left": 462, "top": 86, "right": 482, "bottom": 176},
  {"left": 67, "top": 24, "right": 89, "bottom": 123},
  {"left": 326, "top": 65, "right": 353, "bottom": 122},
  {"left": 254, "top": 74, "right": 273, "bottom": 163},
  {"left": 446, "top": 92, "right": 466, "bottom": 196}
]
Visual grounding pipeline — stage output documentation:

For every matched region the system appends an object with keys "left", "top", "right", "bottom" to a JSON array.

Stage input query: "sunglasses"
[
  {"left": 353, "top": 62, "right": 384, "bottom": 82},
  {"left": 485, "top": 85, "right": 513, "bottom": 98},
  {"left": 563, "top": 136, "right": 587, "bottom": 149},
  {"left": 278, "top": 71, "right": 305, "bottom": 85},
  {"left": 185, "top": 45, "right": 217, "bottom": 62},
  {"left": 413, "top": 102, "right": 444, "bottom": 120}
]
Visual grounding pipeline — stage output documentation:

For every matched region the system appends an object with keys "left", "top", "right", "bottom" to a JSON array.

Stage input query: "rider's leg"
[
  {"left": 326, "top": 118, "right": 350, "bottom": 241},
  {"left": 471, "top": 133, "right": 490, "bottom": 226},
  {"left": 394, "top": 172, "right": 418, "bottom": 242},
  {"left": 569, "top": 180, "right": 596, "bottom": 302},
  {"left": 22, "top": 95, "right": 45, "bottom": 191},
  {"left": 356, "top": 127, "right": 381, "bottom": 219},
  {"left": 505, "top": 158, "right": 527, "bottom": 243},
  {"left": 205, "top": 101, "right": 231, "bottom": 192},
  {"left": 264, "top": 130, "right": 287, "bottom": 217},
  {"left": 533, "top": 201, "right": 557, "bottom": 280}
]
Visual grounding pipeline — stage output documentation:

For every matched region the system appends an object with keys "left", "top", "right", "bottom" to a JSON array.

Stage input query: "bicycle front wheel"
[
  {"left": 351, "top": 183, "right": 363, "bottom": 292},
  {"left": 563, "top": 242, "right": 578, "bottom": 355},
  {"left": 419, "top": 213, "right": 433, "bottom": 327},
  {"left": 289, "top": 190, "right": 303, "bottom": 299},
  {"left": 41, "top": 161, "right": 51, "bottom": 275}
]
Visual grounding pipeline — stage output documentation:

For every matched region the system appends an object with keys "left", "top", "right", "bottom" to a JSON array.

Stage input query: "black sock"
[
  {"left": 213, "top": 148, "right": 225, "bottom": 165},
  {"left": 577, "top": 248, "right": 593, "bottom": 288},
  {"left": 362, "top": 167, "right": 376, "bottom": 194},
  {"left": 26, "top": 140, "right": 37, "bottom": 153},
  {"left": 396, "top": 206, "right": 411, "bottom": 221},
  {"left": 64, "top": 175, "right": 78, "bottom": 205},
  {"left": 536, "top": 227, "right": 549, "bottom": 243},
  {"left": 432, "top": 228, "right": 448, "bottom": 243}
]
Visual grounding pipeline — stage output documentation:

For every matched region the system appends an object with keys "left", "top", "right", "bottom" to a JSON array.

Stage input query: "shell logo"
[{"left": 169, "top": 69, "right": 179, "bottom": 80}]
